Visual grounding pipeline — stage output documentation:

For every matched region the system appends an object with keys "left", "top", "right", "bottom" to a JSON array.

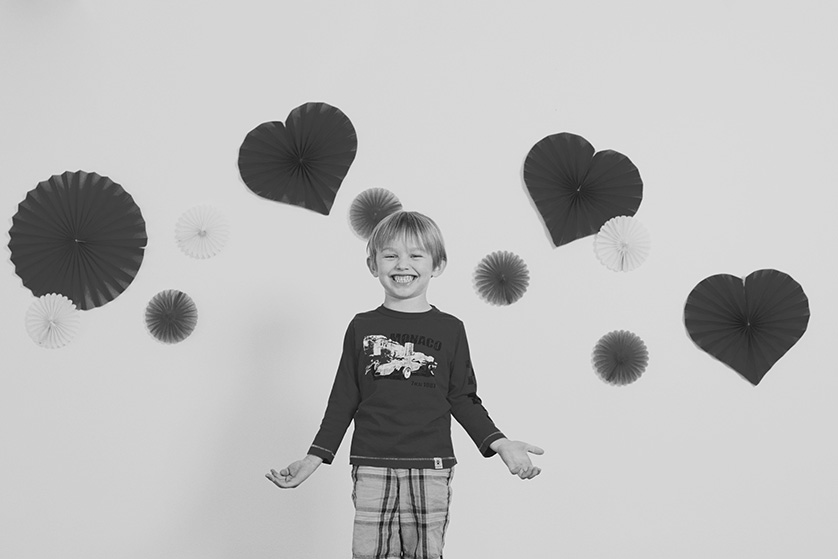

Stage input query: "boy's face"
[{"left": 367, "top": 236, "right": 446, "bottom": 311}]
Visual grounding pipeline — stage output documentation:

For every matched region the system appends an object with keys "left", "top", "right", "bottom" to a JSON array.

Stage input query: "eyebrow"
[{"left": 380, "top": 245, "right": 428, "bottom": 253}]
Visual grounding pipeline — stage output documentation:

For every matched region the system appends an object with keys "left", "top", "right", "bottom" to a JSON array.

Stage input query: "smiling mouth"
[{"left": 392, "top": 275, "right": 416, "bottom": 284}]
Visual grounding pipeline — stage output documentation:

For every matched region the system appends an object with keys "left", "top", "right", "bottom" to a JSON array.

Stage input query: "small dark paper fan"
[
  {"left": 349, "top": 188, "right": 402, "bottom": 238},
  {"left": 524, "top": 132, "right": 643, "bottom": 247},
  {"left": 238, "top": 102, "right": 357, "bottom": 215},
  {"left": 145, "top": 290, "right": 198, "bottom": 344},
  {"left": 474, "top": 251, "right": 530, "bottom": 305},
  {"left": 592, "top": 330, "right": 649, "bottom": 386}
]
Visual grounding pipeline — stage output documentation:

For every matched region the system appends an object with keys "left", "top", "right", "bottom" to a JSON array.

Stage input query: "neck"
[{"left": 382, "top": 296, "right": 432, "bottom": 313}]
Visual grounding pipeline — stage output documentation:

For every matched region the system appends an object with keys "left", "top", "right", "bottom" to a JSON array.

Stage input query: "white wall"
[{"left": 2, "top": 1, "right": 836, "bottom": 557}]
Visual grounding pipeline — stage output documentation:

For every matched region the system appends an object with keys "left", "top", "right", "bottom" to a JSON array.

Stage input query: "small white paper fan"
[
  {"left": 25, "top": 293, "right": 80, "bottom": 348},
  {"left": 175, "top": 204, "right": 230, "bottom": 259},
  {"left": 594, "top": 216, "right": 650, "bottom": 272}
]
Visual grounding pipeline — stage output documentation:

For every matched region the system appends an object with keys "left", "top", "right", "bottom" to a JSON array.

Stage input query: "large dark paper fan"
[
  {"left": 145, "top": 289, "right": 198, "bottom": 344},
  {"left": 684, "top": 269, "right": 809, "bottom": 385},
  {"left": 524, "top": 132, "right": 643, "bottom": 247},
  {"left": 238, "top": 102, "right": 357, "bottom": 215},
  {"left": 8, "top": 171, "right": 147, "bottom": 310}
]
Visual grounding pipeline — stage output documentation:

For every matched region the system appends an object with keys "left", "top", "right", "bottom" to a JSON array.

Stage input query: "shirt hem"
[{"left": 350, "top": 455, "right": 458, "bottom": 469}]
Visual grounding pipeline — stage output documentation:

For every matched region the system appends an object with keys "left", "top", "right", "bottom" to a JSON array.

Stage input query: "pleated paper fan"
[
  {"left": 238, "top": 102, "right": 357, "bottom": 215},
  {"left": 594, "top": 216, "right": 650, "bottom": 272},
  {"left": 474, "top": 251, "right": 530, "bottom": 305},
  {"left": 684, "top": 269, "right": 809, "bottom": 385},
  {"left": 175, "top": 204, "right": 230, "bottom": 259},
  {"left": 25, "top": 293, "right": 80, "bottom": 348},
  {"left": 8, "top": 170, "right": 147, "bottom": 310},
  {"left": 145, "top": 290, "right": 198, "bottom": 344},
  {"left": 524, "top": 132, "right": 643, "bottom": 247},
  {"left": 349, "top": 188, "right": 402, "bottom": 238},
  {"left": 592, "top": 330, "right": 649, "bottom": 386}
]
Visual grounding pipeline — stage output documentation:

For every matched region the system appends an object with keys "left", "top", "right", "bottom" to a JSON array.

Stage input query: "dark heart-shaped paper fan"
[
  {"left": 238, "top": 102, "right": 357, "bottom": 215},
  {"left": 592, "top": 330, "right": 649, "bottom": 386},
  {"left": 523, "top": 132, "right": 643, "bottom": 247},
  {"left": 145, "top": 289, "right": 198, "bottom": 344},
  {"left": 349, "top": 188, "right": 402, "bottom": 238},
  {"left": 684, "top": 269, "right": 809, "bottom": 385},
  {"left": 8, "top": 170, "right": 147, "bottom": 310},
  {"left": 474, "top": 251, "right": 530, "bottom": 305}
]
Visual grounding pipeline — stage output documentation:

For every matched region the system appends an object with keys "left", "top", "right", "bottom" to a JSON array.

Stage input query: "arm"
[
  {"left": 266, "top": 454, "right": 323, "bottom": 489},
  {"left": 307, "top": 322, "right": 362, "bottom": 464},
  {"left": 490, "top": 438, "right": 544, "bottom": 480},
  {"left": 447, "top": 322, "right": 506, "bottom": 456},
  {"left": 266, "top": 322, "right": 360, "bottom": 489},
  {"left": 447, "top": 322, "right": 544, "bottom": 478}
]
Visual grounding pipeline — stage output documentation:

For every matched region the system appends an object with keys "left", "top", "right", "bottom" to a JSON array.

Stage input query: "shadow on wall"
[{"left": 142, "top": 309, "right": 347, "bottom": 556}]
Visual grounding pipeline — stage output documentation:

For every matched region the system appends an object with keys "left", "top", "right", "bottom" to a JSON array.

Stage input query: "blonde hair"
[{"left": 366, "top": 211, "right": 447, "bottom": 268}]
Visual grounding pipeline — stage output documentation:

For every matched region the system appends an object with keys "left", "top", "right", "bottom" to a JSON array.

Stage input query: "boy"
[{"left": 267, "top": 211, "right": 543, "bottom": 559}]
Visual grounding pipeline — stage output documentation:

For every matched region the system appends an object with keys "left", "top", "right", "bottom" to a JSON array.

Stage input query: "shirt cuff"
[
  {"left": 478, "top": 431, "right": 506, "bottom": 457},
  {"left": 308, "top": 444, "right": 336, "bottom": 464}
]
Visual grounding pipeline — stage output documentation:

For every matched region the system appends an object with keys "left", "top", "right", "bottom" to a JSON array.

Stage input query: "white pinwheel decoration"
[
  {"left": 594, "top": 216, "right": 650, "bottom": 272},
  {"left": 25, "top": 293, "right": 80, "bottom": 348},
  {"left": 175, "top": 204, "right": 230, "bottom": 259}
]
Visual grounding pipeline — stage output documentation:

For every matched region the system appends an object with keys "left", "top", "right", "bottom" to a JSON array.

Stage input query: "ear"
[
  {"left": 366, "top": 257, "right": 379, "bottom": 277},
  {"left": 431, "top": 259, "right": 447, "bottom": 278}
]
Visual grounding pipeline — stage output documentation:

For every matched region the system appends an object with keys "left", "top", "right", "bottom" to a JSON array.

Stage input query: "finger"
[
  {"left": 527, "top": 446, "right": 545, "bottom": 455},
  {"left": 280, "top": 475, "right": 304, "bottom": 489}
]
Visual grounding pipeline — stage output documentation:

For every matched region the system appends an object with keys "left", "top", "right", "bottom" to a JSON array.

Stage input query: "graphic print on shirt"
[{"left": 363, "top": 335, "right": 437, "bottom": 380}]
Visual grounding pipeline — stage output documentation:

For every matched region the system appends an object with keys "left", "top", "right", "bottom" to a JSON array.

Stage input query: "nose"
[{"left": 395, "top": 255, "right": 410, "bottom": 269}]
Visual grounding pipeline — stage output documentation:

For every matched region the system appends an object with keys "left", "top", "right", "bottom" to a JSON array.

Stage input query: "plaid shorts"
[{"left": 351, "top": 465, "right": 454, "bottom": 559}]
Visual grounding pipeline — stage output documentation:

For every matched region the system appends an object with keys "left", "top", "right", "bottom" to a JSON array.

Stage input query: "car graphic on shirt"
[{"left": 363, "top": 335, "right": 437, "bottom": 379}]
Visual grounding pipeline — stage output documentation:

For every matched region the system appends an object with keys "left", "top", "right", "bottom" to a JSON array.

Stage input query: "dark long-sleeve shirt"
[{"left": 308, "top": 305, "right": 505, "bottom": 469}]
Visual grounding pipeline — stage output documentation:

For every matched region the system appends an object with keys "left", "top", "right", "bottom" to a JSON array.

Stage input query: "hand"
[
  {"left": 266, "top": 455, "right": 323, "bottom": 489},
  {"left": 490, "top": 439, "right": 544, "bottom": 480}
]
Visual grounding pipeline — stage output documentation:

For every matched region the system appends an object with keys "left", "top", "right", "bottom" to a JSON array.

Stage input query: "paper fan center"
[{"left": 290, "top": 156, "right": 312, "bottom": 179}]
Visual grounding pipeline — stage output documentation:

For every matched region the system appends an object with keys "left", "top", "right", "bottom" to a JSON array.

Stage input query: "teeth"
[{"left": 393, "top": 275, "right": 414, "bottom": 284}]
